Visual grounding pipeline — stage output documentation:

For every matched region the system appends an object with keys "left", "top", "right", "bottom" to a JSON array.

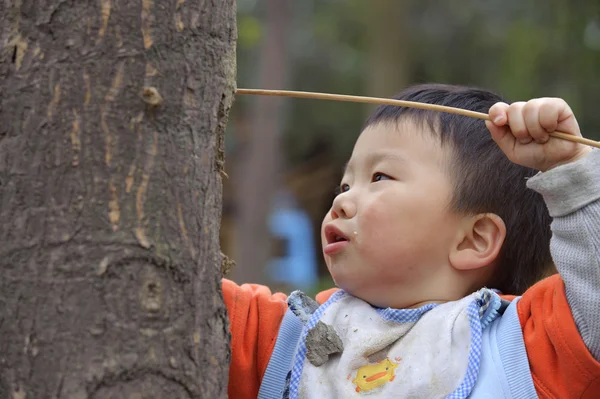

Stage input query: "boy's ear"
[{"left": 449, "top": 213, "right": 506, "bottom": 271}]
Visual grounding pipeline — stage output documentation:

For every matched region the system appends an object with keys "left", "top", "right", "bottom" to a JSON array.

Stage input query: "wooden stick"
[{"left": 236, "top": 88, "right": 600, "bottom": 149}]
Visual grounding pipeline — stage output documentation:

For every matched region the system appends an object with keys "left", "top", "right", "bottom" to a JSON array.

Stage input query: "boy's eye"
[
  {"left": 372, "top": 172, "right": 391, "bottom": 182},
  {"left": 333, "top": 184, "right": 349, "bottom": 195}
]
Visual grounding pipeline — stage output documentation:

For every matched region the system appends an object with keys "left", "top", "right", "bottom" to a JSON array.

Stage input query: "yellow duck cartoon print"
[{"left": 352, "top": 357, "right": 399, "bottom": 392}]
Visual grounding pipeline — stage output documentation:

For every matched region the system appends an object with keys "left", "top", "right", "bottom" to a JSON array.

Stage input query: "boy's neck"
[{"left": 405, "top": 299, "right": 447, "bottom": 309}]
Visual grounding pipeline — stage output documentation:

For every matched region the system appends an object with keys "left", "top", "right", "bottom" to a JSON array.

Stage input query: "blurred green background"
[{"left": 222, "top": 0, "right": 600, "bottom": 295}]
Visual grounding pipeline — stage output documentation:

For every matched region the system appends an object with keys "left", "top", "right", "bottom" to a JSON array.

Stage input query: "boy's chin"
[
  {"left": 328, "top": 273, "right": 349, "bottom": 292},
  {"left": 330, "top": 277, "right": 364, "bottom": 299}
]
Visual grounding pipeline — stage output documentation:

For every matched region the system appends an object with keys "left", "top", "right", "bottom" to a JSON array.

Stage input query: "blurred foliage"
[{"left": 238, "top": 14, "right": 263, "bottom": 49}]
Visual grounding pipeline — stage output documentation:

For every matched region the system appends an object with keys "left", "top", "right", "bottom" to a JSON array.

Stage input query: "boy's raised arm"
[{"left": 526, "top": 149, "right": 600, "bottom": 359}]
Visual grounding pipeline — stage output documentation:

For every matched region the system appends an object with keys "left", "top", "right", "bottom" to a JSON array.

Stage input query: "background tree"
[
  {"left": 231, "top": 0, "right": 293, "bottom": 286},
  {"left": 0, "top": 0, "right": 235, "bottom": 397}
]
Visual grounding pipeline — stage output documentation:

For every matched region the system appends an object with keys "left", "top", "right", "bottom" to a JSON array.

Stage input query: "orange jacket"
[{"left": 223, "top": 275, "right": 600, "bottom": 398}]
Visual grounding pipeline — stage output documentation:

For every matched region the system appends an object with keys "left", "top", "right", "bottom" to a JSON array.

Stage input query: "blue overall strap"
[
  {"left": 258, "top": 309, "right": 304, "bottom": 399},
  {"left": 470, "top": 297, "right": 538, "bottom": 398}
]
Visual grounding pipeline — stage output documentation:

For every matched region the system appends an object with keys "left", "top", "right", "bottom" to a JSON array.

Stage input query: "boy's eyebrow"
[
  {"left": 343, "top": 151, "right": 406, "bottom": 175},
  {"left": 366, "top": 151, "right": 406, "bottom": 167}
]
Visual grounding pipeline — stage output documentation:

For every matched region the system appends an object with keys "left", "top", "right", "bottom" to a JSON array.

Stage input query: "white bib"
[{"left": 287, "top": 289, "right": 499, "bottom": 398}]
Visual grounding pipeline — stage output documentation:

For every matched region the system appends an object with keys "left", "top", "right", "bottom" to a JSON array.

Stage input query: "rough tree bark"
[{"left": 0, "top": 1, "right": 236, "bottom": 398}]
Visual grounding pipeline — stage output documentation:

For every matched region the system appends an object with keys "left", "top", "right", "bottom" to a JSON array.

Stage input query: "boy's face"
[{"left": 321, "top": 121, "right": 464, "bottom": 308}]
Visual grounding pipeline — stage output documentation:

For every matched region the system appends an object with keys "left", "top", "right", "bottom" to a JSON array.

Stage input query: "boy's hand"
[{"left": 486, "top": 98, "right": 592, "bottom": 171}]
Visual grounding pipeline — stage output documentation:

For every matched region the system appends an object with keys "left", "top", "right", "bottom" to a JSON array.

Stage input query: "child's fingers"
[
  {"left": 506, "top": 102, "right": 532, "bottom": 144},
  {"left": 523, "top": 100, "right": 550, "bottom": 144},
  {"left": 486, "top": 102, "right": 513, "bottom": 152},
  {"left": 538, "top": 99, "right": 561, "bottom": 133},
  {"left": 488, "top": 102, "right": 509, "bottom": 126},
  {"left": 486, "top": 120, "right": 515, "bottom": 158}
]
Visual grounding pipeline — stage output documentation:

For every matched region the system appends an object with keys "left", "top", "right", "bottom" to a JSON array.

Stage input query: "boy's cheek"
[{"left": 359, "top": 206, "right": 399, "bottom": 240}]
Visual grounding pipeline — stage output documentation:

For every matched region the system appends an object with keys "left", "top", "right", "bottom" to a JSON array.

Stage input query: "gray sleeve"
[{"left": 526, "top": 148, "right": 600, "bottom": 360}]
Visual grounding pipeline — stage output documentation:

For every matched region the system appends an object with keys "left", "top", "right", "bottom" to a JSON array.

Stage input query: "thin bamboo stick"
[{"left": 236, "top": 88, "right": 600, "bottom": 149}]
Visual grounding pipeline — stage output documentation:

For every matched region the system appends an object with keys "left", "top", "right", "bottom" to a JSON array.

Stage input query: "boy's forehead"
[
  {"left": 356, "top": 120, "right": 434, "bottom": 148},
  {"left": 343, "top": 149, "right": 407, "bottom": 174},
  {"left": 344, "top": 121, "right": 447, "bottom": 171}
]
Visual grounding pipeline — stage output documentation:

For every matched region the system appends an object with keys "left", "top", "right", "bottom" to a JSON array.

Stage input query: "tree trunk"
[{"left": 0, "top": 1, "right": 236, "bottom": 398}]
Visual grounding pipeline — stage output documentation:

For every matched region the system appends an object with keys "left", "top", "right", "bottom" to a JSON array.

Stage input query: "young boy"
[{"left": 223, "top": 84, "right": 600, "bottom": 398}]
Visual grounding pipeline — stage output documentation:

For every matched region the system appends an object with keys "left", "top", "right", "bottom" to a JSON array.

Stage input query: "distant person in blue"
[{"left": 267, "top": 190, "right": 318, "bottom": 290}]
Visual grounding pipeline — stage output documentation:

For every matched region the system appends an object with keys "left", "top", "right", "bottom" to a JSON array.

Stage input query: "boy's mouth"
[
  {"left": 324, "top": 225, "right": 350, "bottom": 256},
  {"left": 325, "top": 225, "right": 349, "bottom": 244}
]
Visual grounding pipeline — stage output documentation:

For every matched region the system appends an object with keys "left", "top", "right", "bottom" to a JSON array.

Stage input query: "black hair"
[{"left": 364, "top": 83, "right": 552, "bottom": 294}]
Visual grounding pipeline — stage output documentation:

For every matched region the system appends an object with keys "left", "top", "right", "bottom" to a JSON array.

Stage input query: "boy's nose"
[{"left": 331, "top": 194, "right": 356, "bottom": 219}]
